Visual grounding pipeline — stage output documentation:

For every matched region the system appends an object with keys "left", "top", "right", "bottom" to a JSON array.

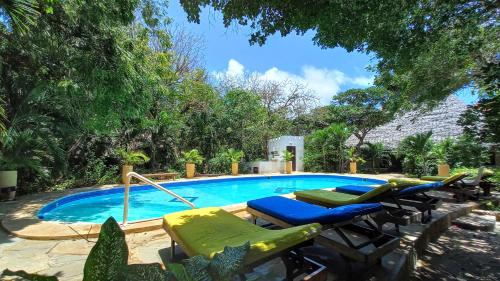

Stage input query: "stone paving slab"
[{"left": 452, "top": 213, "right": 496, "bottom": 231}]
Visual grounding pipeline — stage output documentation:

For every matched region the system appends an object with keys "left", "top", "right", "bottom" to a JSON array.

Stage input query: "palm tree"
[
  {"left": 363, "top": 142, "right": 390, "bottom": 172},
  {"left": 0, "top": 0, "right": 39, "bottom": 32},
  {"left": 397, "top": 131, "right": 434, "bottom": 176}
]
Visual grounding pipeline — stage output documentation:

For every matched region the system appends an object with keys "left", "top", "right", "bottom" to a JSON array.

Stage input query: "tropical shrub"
[
  {"left": 1, "top": 217, "right": 250, "bottom": 281},
  {"left": 181, "top": 149, "right": 204, "bottom": 165},
  {"left": 227, "top": 148, "right": 244, "bottom": 163},
  {"left": 431, "top": 138, "right": 454, "bottom": 165},
  {"left": 283, "top": 150, "right": 294, "bottom": 161},
  {"left": 207, "top": 151, "right": 231, "bottom": 174},
  {"left": 304, "top": 123, "right": 352, "bottom": 172},
  {"left": 396, "top": 131, "right": 435, "bottom": 176},
  {"left": 361, "top": 142, "right": 390, "bottom": 172},
  {"left": 447, "top": 135, "right": 488, "bottom": 168},
  {"left": 347, "top": 147, "right": 365, "bottom": 164},
  {"left": 116, "top": 149, "right": 150, "bottom": 166}
]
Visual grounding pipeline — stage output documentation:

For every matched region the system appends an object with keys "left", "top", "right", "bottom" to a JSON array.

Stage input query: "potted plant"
[
  {"left": 181, "top": 149, "right": 204, "bottom": 178},
  {"left": 227, "top": 149, "right": 244, "bottom": 176},
  {"left": 347, "top": 147, "right": 365, "bottom": 174},
  {"left": 116, "top": 149, "right": 150, "bottom": 184},
  {"left": 432, "top": 139, "right": 452, "bottom": 177},
  {"left": 283, "top": 150, "right": 294, "bottom": 174}
]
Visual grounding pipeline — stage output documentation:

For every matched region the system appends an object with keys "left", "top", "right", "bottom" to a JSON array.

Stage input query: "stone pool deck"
[{"left": 1, "top": 173, "right": 498, "bottom": 280}]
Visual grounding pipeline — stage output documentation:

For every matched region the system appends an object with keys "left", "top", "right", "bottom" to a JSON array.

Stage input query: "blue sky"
[{"left": 167, "top": 1, "right": 476, "bottom": 105}]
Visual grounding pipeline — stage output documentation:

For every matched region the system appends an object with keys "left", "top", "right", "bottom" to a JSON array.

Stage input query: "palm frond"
[{"left": 0, "top": 0, "right": 40, "bottom": 32}]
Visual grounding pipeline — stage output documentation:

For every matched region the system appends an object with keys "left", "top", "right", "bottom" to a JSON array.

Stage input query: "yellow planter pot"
[
  {"left": 231, "top": 163, "right": 239, "bottom": 176},
  {"left": 0, "top": 170, "right": 18, "bottom": 200},
  {"left": 121, "top": 165, "right": 133, "bottom": 184},
  {"left": 438, "top": 164, "right": 450, "bottom": 177},
  {"left": 349, "top": 162, "right": 357, "bottom": 174},
  {"left": 186, "top": 163, "right": 196, "bottom": 178},
  {"left": 285, "top": 161, "right": 293, "bottom": 174}
]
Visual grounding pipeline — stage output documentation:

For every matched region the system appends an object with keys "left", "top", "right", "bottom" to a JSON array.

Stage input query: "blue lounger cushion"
[
  {"left": 247, "top": 196, "right": 383, "bottom": 225},
  {"left": 335, "top": 185, "right": 375, "bottom": 195},
  {"left": 397, "top": 181, "right": 443, "bottom": 196}
]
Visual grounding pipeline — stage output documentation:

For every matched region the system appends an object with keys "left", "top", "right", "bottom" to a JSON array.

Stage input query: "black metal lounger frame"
[
  {"left": 439, "top": 174, "right": 480, "bottom": 202},
  {"left": 295, "top": 191, "right": 422, "bottom": 231},
  {"left": 247, "top": 206, "right": 400, "bottom": 265}
]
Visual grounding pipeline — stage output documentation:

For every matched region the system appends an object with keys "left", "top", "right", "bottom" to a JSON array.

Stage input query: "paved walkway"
[{"left": 411, "top": 220, "right": 500, "bottom": 281}]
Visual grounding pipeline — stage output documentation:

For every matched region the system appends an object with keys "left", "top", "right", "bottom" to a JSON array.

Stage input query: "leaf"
[
  {"left": 1, "top": 269, "right": 58, "bottom": 281},
  {"left": 208, "top": 242, "right": 250, "bottom": 281},
  {"left": 83, "top": 217, "right": 129, "bottom": 281},
  {"left": 184, "top": 255, "right": 211, "bottom": 281},
  {"left": 166, "top": 263, "right": 193, "bottom": 281},
  {"left": 123, "top": 263, "right": 169, "bottom": 281}
]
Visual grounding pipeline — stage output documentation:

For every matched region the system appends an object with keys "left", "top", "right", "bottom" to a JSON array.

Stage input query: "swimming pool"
[{"left": 38, "top": 175, "right": 386, "bottom": 223}]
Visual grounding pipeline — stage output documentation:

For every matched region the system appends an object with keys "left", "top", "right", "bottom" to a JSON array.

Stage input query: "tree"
[
  {"left": 329, "top": 87, "right": 395, "bottom": 149},
  {"left": 180, "top": 0, "right": 499, "bottom": 103}
]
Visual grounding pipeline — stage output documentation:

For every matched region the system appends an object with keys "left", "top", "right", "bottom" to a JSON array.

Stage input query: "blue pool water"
[{"left": 38, "top": 175, "right": 385, "bottom": 223}]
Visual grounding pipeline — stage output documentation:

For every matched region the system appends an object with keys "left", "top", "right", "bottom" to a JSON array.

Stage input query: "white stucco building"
[{"left": 251, "top": 135, "right": 304, "bottom": 174}]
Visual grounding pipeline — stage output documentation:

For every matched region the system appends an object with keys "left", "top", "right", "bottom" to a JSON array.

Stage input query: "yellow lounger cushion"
[
  {"left": 163, "top": 207, "right": 321, "bottom": 265},
  {"left": 388, "top": 178, "right": 431, "bottom": 187},
  {"left": 294, "top": 183, "right": 394, "bottom": 206},
  {"left": 420, "top": 173, "right": 468, "bottom": 184}
]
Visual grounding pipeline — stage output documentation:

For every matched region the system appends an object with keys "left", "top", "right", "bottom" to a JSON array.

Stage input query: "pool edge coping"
[{"left": 0, "top": 172, "right": 395, "bottom": 240}]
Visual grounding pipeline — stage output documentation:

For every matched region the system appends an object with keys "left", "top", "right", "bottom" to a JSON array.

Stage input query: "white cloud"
[
  {"left": 214, "top": 59, "right": 373, "bottom": 105},
  {"left": 226, "top": 59, "right": 245, "bottom": 77}
]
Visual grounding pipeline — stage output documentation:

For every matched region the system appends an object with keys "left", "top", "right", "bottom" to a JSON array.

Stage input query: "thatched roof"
[{"left": 347, "top": 95, "right": 468, "bottom": 148}]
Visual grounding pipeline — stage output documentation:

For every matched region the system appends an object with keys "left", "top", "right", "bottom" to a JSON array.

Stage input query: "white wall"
[{"left": 267, "top": 136, "right": 304, "bottom": 172}]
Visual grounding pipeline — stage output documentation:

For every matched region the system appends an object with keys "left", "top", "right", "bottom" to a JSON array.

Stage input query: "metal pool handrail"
[{"left": 122, "top": 172, "right": 196, "bottom": 225}]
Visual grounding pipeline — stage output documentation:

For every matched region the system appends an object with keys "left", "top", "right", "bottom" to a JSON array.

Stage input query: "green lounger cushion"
[
  {"left": 163, "top": 207, "right": 321, "bottom": 265},
  {"left": 294, "top": 183, "right": 394, "bottom": 206}
]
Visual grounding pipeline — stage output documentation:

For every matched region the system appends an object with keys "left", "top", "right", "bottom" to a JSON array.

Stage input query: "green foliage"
[
  {"left": 361, "top": 142, "right": 391, "bottom": 172},
  {"left": 180, "top": 1, "right": 499, "bottom": 102},
  {"left": 0, "top": 128, "right": 65, "bottom": 179},
  {"left": 347, "top": 147, "right": 365, "bottom": 164},
  {"left": 431, "top": 138, "right": 454, "bottom": 164},
  {"left": 0, "top": 0, "right": 40, "bottom": 33},
  {"left": 447, "top": 135, "right": 488, "bottom": 168},
  {"left": 282, "top": 150, "right": 294, "bottom": 162},
  {"left": 83, "top": 217, "right": 129, "bottom": 281},
  {"left": 459, "top": 95, "right": 500, "bottom": 146},
  {"left": 207, "top": 151, "right": 231, "bottom": 174},
  {"left": 181, "top": 149, "right": 204, "bottom": 165},
  {"left": 329, "top": 87, "right": 395, "bottom": 147},
  {"left": 83, "top": 154, "right": 119, "bottom": 185},
  {"left": 81, "top": 217, "right": 249, "bottom": 281},
  {"left": 226, "top": 148, "right": 244, "bottom": 163},
  {"left": 397, "top": 131, "right": 435, "bottom": 176},
  {"left": 116, "top": 149, "right": 150, "bottom": 166},
  {"left": 304, "top": 123, "right": 352, "bottom": 173}
]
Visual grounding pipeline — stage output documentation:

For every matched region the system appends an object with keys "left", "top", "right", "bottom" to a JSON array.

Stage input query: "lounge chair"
[
  {"left": 163, "top": 207, "right": 322, "bottom": 280},
  {"left": 295, "top": 181, "right": 443, "bottom": 224},
  {"left": 418, "top": 172, "right": 477, "bottom": 202},
  {"left": 337, "top": 181, "right": 443, "bottom": 223},
  {"left": 246, "top": 196, "right": 400, "bottom": 265}
]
